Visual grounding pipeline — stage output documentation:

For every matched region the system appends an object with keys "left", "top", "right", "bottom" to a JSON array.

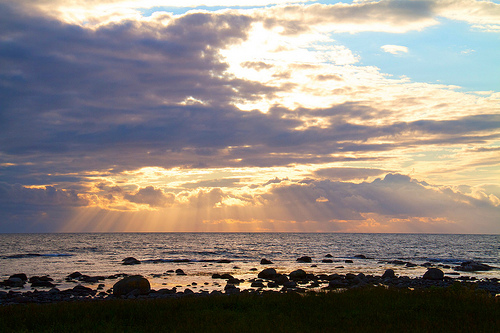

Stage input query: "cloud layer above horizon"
[{"left": 0, "top": 0, "right": 499, "bottom": 233}]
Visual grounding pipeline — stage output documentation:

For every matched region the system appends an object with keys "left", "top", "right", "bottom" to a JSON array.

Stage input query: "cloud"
[
  {"left": 124, "top": 186, "right": 175, "bottom": 207},
  {"left": 0, "top": 183, "right": 88, "bottom": 206},
  {"left": 0, "top": 1, "right": 499, "bottom": 232},
  {"left": 381, "top": 44, "right": 408, "bottom": 55},
  {"left": 314, "top": 167, "right": 387, "bottom": 180}
]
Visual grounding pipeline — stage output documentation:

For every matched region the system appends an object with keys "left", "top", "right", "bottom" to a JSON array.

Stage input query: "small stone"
[
  {"left": 322, "top": 259, "right": 333, "bottom": 263},
  {"left": 122, "top": 257, "right": 141, "bottom": 265},
  {"left": 260, "top": 258, "right": 273, "bottom": 265},
  {"left": 296, "top": 256, "right": 312, "bottom": 263},
  {"left": 67, "top": 272, "right": 82, "bottom": 279},
  {"left": 251, "top": 281, "right": 265, "bottom": 288},
  {"left": 175, "top": 269, "right": 186, "bottom": 276},
  {"left": 345, "top": 260, "right": 353, "bottom": 263},
  {"left": 325, "top": 254, "right": 333, "bottom": 258}
]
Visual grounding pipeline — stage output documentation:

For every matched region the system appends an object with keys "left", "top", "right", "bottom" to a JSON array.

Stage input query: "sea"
[{"left": 1, "top": 233, "right": 499, "bottom": 292}]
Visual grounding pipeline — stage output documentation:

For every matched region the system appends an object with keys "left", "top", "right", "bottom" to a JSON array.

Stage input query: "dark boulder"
[
  {"left": 296, "top": 256, "right": 312, "bottom": 263},
  {"left": 251, "top": 280, "right": 265, "bottom": 288},
  {"left": 289, "top": 269, "right": 307, "bottom": 280},
  {"left": 325, "top": 254, "right": 333, "bottom": 258},
  {"left": 31, "top": 280, "right": 56, "bottom": 288},
  {"left": 423, "top": 268, "right": 444, "bottom": 280},
  {"left": 322, "top": 259, "right": 333, "bottom": 263},
  {"left": 220, "top": 274, "right": 234, "bottom": 280},
  {"left": 175, "top": 269, "right": 186, "bottom": 276},
  {"left": 122, "top": 257, "right": 141, "bottom": 265},
  {"left": 258, "top": 268, "right": 277, "bottom": 279},
  {"left": 9, "top": 274, "right": 28, "bottom": 282},
  {"left": 455, "top": 261, "right": 493, "bottom": 272},
  {"left": 260, "top": 258, "right": 273, "bottom": 265},
  {"left": 67, "top": 272, "right": 82, "bottom": 279},
  {"left": 72, "top": 285, "right": 94, "bottom": 296},
  {"left": 113, "top": 275, "right": 150, "bottom": 297},
  {"left": 345, "top": 260, "right": 353, "bottom": 263},
  {"left": 273, "top": 274, "right": 289, "bottom": 285},
  {"left": 216, "top": 259, "right": 231, "bottom": 263},
  {"left": 381, "top": 269, "right": 396, "bottom": 279},
  {"left": 5, "top": 277, "right": 24, "bottom": 287}
]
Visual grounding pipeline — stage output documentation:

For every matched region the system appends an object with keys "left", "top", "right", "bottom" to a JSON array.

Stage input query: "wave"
[{"left": 4, "top": 253, "right": 74, "bottom": 259}]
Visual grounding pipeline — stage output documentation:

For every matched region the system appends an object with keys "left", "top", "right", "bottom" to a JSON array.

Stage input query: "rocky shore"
[{"left": 1, "top": 257, "right": 498, "bottom": 305}]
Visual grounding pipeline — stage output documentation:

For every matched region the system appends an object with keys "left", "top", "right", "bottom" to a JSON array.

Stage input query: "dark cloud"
[
  {"left": 1, "top": 3, "right": 500, "bottom": 185},
  {"left": 124, "top": 186, "right": 175, "bottom": 207},
  {"left": 0, "top": 182, "right": 87, "bottom": 206}
]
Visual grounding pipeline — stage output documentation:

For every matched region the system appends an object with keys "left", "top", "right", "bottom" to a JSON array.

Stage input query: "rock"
[
  {"left": 344, "top": 260, "right": 353, "bottom": 263},
  {"left": 220, "top": 274, "right": 234, "bottom": 280},
  {"left": 289, "top": 269, "right": 307, "bottom": 280},
  {"left": 455, "top": 261, "right": 493, "bottom": 272},
  {"left": 423, "top": 268, "right": 444, "bottom": 280},
  {"left": 296, "top": 256, "right": 312, "bottom": 263},
  {"left": 381, "top": 269, "right": 396, "bottom": 279},
  {"left": 31, "top": 280, "right": 56, "bottom": 288},
  {"left": 249, "top": 268, "right": 258, "bottom": 271},
  {"left": 260, "top": 258, "right": 273, "bottom": 265},
  {"left": 9, "top": 274, "right": 28, "bottom": 282},
  {"left": 29, "top": 276, "right": 53, "bottom": 283},
  {"left": 113, "top": 275, "right": 151, "bottom": 297},
  {"left": 273, "top": 274, "right": 289, "bottom": 285},
  {"left": 72, "top": 285, "right": 94, "bottom": 296},
  {"left": 322, "top": 259, "right": 333, "bottom": 263},
  {"left": 258, "top": 268, "right": 277, "bottom": 279},
  {"left": 251, "top": 281, "right": 265, "bottom": 288},
  {"left": 175, "top": 269, "right": 186, "bottom": 276},
  {"left": 354, "top": 255, "right": 368, "bottom": 259},
  {"left": 325, "top": 254, "right": 333, "bottom": 258},
  {"left": 216, "top": 259, "right": 232, "bottom": 263},
  {"left": 328, "top": 279, "right": 346, "bottom": 288},
  {"left": 6, "top": 277, "right": 25, "bottom": 287},
  {"left": 405, "top": 262, "right": 417, "bottom": 268},
  {"left": 122, "top": 257, "right": 141, "bottom": 265},
  {"left": 67, "top": 272, "right": 82, "bottom": 279}
]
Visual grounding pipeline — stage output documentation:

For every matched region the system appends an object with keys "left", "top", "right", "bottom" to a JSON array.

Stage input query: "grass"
[{"left": 0, "top": 285, "right": 498, "bottom": 332}]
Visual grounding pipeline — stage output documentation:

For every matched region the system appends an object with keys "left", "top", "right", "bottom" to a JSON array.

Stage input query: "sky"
[{"left": 0, "top": 0, "right": 499, "bottom": 233}]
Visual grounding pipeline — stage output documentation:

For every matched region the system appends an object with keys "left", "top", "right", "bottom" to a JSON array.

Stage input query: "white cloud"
[{"left": 381, "top": 44, "right": 409, "bottom": 55}]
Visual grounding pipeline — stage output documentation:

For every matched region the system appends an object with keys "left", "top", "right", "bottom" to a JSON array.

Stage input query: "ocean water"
[{"left": 1, "top": 233, "right": 499, "bottom": 292}]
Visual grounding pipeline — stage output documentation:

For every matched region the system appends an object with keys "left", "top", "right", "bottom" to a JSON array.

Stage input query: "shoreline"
[{"left": 1, "top": 262, "right": 499, "bottom": 306}]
